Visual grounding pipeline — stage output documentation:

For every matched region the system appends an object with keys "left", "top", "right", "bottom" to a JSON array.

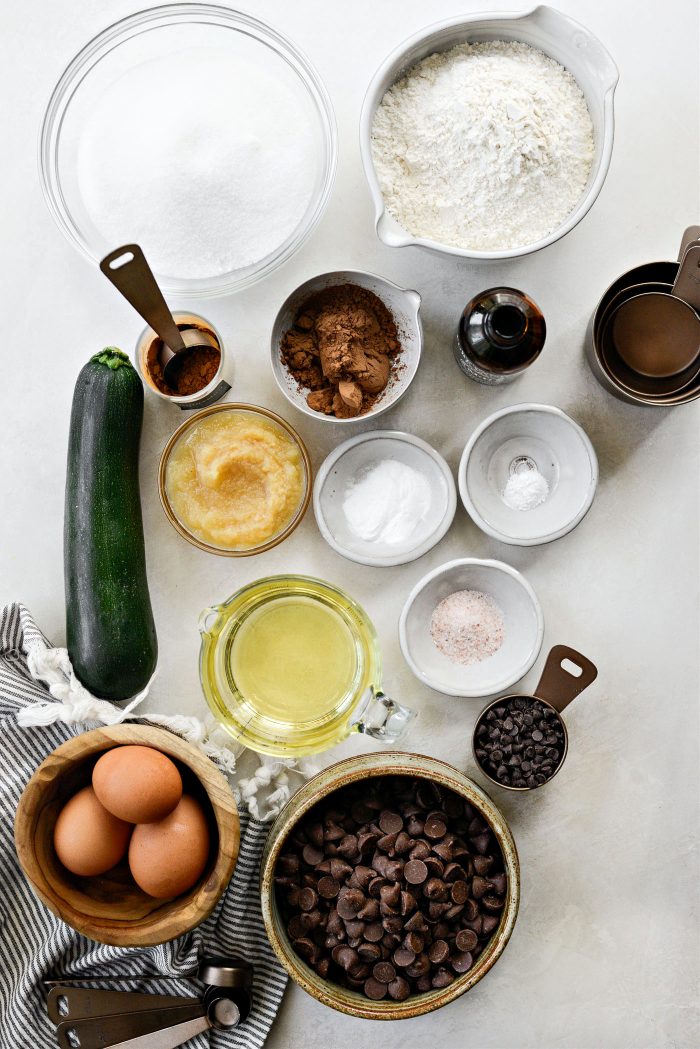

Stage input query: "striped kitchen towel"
[{"left": 0, "top": 603, "right": 288, "bottom": 1049}]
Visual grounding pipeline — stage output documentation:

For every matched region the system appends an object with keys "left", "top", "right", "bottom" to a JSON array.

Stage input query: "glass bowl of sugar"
[{"left": 40, "top": 4, "right": 337, "bottom": 297}]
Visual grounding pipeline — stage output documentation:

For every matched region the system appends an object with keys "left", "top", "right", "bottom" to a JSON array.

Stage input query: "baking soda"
[{"left": 343, "top": 459, "right": 431, "bottom": 546}]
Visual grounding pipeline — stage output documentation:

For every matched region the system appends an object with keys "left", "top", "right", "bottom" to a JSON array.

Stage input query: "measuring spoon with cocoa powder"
[{"left": 100, "top": 244, "right": 219, "bottom": 388}]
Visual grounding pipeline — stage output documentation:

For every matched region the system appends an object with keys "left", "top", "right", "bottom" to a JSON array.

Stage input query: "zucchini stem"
[{"left": 91, "top": 347, "right": 133, "bottom": 370}]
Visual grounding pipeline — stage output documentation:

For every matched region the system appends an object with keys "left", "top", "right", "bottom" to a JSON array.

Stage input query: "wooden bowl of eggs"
[{"left": 14, "top": 725, "right": 239, "bottom": 946}]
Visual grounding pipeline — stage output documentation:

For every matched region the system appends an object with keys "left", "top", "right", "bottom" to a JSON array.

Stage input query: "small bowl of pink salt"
[{"left": 399, "top": 558, "right": 544, "bottom": 698}]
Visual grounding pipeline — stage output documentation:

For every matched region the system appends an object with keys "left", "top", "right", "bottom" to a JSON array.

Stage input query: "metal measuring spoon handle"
[
  {"left": 672, "top": 243, "right": 700, "bottom": 310},
  {"left": 55, "top": 1002, "right": 206, "bottom": 1049},
  {"left": 677, "top": 225, "right": 700, "bottom": 262},
  {"left": 95, "top": 996, "right": 241, "bottom": 1049},
  {"left": 99, "top": 244, "right": 186, "bottom": 360},
  {"left": 47, "top": 985, "right": 195, "bottom": 1024}
]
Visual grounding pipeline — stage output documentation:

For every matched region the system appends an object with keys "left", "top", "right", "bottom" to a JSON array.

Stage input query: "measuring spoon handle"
[
  {"left": 106, "top": 1014, "right": 210, "bottom": 1049},
  {"left": 100, "top": 244, "right": 185, "bottom": 355},
  {"left": 672, "top": 243, "right": 700, "bottom": 311}
]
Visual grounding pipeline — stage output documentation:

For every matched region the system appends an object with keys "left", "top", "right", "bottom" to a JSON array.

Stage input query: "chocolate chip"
[
  {"left": 363, "top": 922, "right": 384, "bottom": 943},
  {"left": 364, "top": 977, "right": 387, "bottom": 1000},
  {"left": 450, "top": 880, "right": 469, "bottom": 904},
  {"left": 302, "top": 844, "right": 324, "bottom": 867},
  {"left": 298, "top": 888, "right": 318, "bottom": 911},
  {"left": 451, "top": 951, "right": 474, "bottom": 973},
  {"left": 403, "top": 931, "right": 424, "bottom": 954},
  {"left": 318, "top": 876, "right": 340, "bottom": 899},
  {"left": 393, "top": 947, "right": 416, "bottom": 968},
  {"left": 404, "top": 859, "right": 428, "bottom": 885},
  {"left": 336, "top": 890, "right": 365, "bottom": 919},
  {"left": 379, "top": 810, "right": 404, "bottom": 835},
  {"left": 388, "top": 976, "right": 410, "bottom": 1001},
  {"left": 424, "top": 812, "right": 447, "bottom": 840},
  {"left": 455, "top": 928, "right": 478, "bottom": 952},
  {"left": 431, "top": 967, "right": 454, "bottom": 988},
  {"left": 373, "top": 962, "right": 396, "bottom": 984},
  {"left": 428, "top": 939, "right": 449, "bottom": 964}
]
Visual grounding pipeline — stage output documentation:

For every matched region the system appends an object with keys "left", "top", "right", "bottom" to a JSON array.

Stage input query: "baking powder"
[
  {"left": 502, "top": 465, "right": 550, "bottom": 511},
  {"left": 371, "top": 40, "right": 594, "bottom": 251}
]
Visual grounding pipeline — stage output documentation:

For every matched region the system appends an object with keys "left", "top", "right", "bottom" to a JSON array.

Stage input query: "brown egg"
[
  {"left": 53, "top": 786, "right": 132, "bottom": 876},
  {"left": 92, "top": 745, "right": 182, "bottom": 824},
  {"left": 128, "top": 795, "right": 211, "bottom": 899}
]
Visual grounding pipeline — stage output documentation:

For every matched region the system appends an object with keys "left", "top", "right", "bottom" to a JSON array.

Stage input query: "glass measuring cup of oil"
[{"left": 199, "top": 575, "right": 416, "bottom": 757}]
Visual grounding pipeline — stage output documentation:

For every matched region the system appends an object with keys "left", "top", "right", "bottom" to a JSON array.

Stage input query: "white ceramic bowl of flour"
[
  {"left": 314, "top": 431, "right": 457, "bottom": 567},
  {"left": 40, "top": 6, "right": 337, "bottom": 296},
  {"left": 459, "top": 404, "right": 599, "bottom": 546},
  {"left": 360, "top": 5, "right": 618, "bottom": 260},
  {"left": 400, "top": 559, "right": 544, "bottom": 698}
]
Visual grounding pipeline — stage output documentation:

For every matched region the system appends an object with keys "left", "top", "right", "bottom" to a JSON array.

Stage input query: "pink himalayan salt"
[{"left": 429, "top": 589, "right": 504, "bottom": 666}]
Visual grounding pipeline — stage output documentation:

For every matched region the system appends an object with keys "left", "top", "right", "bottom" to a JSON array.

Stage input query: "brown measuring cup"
[{"left": 472, "top": 645, "right": 598, "bottom": 793}]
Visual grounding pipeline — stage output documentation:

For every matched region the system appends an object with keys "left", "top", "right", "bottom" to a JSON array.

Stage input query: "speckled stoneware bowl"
[{"left": 260, "top": 752, "right": 520, "bottom": 1020}]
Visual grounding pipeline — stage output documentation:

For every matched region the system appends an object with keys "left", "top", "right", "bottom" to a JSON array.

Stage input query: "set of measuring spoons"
[
  {"left": 591, "top": 225, "right": 700, "bottom": 403},
  {"left": 45, "top": 956, "right": 252, "bottom": 1049}
]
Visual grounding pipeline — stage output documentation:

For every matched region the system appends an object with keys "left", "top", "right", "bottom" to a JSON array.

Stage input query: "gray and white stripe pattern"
[{"left": 0, "top": 604, "right": 287, "bottom": 1049}]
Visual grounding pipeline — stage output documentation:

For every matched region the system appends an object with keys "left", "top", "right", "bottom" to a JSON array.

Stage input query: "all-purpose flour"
[{"left": 371, "top": 41, "right": 595, "bottom": 251}]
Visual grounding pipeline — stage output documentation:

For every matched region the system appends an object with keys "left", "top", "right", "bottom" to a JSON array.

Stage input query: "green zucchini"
[{"left": 65, "top": 347, "right": 157, "bottom": 701}]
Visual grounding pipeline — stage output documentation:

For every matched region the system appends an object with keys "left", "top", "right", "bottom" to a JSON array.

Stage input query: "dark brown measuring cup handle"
[{"left": 533, "top": 645, "right": 598, "bottom": 713}]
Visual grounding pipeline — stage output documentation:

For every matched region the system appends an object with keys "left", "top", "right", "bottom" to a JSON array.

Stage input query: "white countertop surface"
[{"left": 1, "top": 0, "right": 698, "bottom": 1046}]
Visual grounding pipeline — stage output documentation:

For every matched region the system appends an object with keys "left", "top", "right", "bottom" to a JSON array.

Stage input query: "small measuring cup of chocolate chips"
[{"left": 473, "top": 645, "right": 598, "bottom": 792}]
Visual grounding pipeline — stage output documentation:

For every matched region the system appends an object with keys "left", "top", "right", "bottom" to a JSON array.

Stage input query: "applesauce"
[{"left": 163, "top": 406, "right": 308, "bottom": 552}]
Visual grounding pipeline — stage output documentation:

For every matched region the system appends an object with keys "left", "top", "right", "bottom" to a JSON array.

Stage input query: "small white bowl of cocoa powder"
[{"left": 271, "top": 269, "right": 422, "bottom": 422}]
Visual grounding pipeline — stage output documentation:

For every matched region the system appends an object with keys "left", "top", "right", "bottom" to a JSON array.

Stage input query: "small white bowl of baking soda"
[
  {"left": 313, "top": 431, "right": 457, "bottom": 567},
  {"left": 459, "top": 404, "right": 598, "bottom": 547},
  {"left": 399, "top": 558, "right": 544, "bottom": 698}
]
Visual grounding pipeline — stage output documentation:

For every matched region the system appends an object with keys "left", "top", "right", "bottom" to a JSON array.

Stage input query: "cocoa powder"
[
  {"left": 146, "top": 327, "right": 220, "bottom": 397},
  {"left": 280, "top": 284, "right": 402, "bottom": 418}
]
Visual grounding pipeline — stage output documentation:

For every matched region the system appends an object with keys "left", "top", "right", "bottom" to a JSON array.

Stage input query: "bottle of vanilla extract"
[{"left": 454, "top": 287, "right": 546, "bottom": 385}]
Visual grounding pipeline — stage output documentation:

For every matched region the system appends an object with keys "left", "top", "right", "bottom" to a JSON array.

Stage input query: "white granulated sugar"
[
  {"left": 371, "top": 41, "right": 595, "bottom": 250},
  {"left": 78, "top": 47, "right": 318, "bottom": 279}
]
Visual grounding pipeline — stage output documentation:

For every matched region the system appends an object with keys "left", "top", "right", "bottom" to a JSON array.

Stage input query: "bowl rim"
[
  {"left": 259, "top": 751, "right": 520, "bottom": 1020},
  {"left": 313, "top": 429, "right": 457, "bottom": 566},
  {"left": 269, "top": 268, "right": 423, "bottom": 424},
  {"left": 14, "top": 724, "right": 240, "bottom": 947},
  {"left": 398, "top": 557, "right": 545, "bottom": 697},
  {"left": 359, "top": 4, "right": 619, "bottom": 261},
  {"left": 158, "top": 401, "right": 312, "bottom": 556},
  {"left": 458, "top": 403, "right": 599, "bottom": 546},
  {"left": 38, "top": 2, "right": 338, "bottom": 298}
]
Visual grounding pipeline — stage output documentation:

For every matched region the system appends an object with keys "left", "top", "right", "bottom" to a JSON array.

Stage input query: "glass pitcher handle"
[{"left": 352, "top": 688, "right": 417, "bottom": 743}]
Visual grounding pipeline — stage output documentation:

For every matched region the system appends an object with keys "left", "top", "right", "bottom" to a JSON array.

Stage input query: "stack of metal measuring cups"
[{"left": 586, "top": 225, "right": 700, "bottom": 405}]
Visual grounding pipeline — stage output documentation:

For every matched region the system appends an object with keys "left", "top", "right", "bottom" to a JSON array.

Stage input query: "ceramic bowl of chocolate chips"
[{"left": 260, "top": 752, "right": 519, "bottom": 1020}]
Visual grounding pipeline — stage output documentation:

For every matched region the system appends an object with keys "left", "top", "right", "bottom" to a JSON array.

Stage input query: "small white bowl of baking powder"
[
  {"left": 459, "top": 404, "right": 598, "bottom": 546},
  {"left": 399, "top": 558, "right": 544, "bottom": 698},
  {"left": 313, "top": 431, "right": 457, "bottom": 567}
]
